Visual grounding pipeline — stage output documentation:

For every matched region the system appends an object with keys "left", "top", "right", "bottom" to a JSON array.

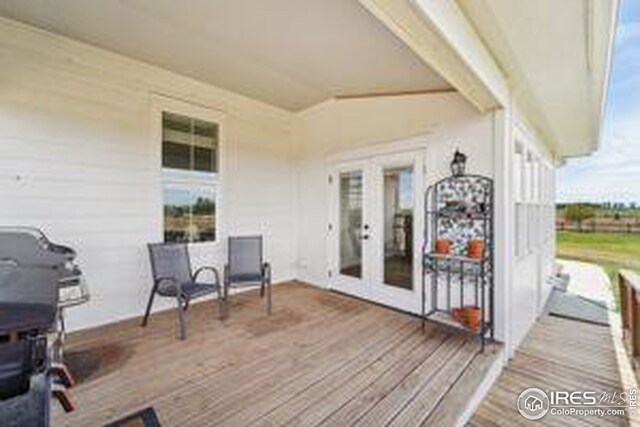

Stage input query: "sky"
[{"left": 557, "top": 0, "right": 640, "bottom": 204}]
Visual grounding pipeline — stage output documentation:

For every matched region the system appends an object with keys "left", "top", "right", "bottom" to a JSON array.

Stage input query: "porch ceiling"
[{"left": 0, "top": 0, "right": 451, "bottom": 111}]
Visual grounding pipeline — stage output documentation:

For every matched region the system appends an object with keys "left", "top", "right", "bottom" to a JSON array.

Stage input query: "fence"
[{"left": 557, "top": 220, "right": 640, "bottom": 234}]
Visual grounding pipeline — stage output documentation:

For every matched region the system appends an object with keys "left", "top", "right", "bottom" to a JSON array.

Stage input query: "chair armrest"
[
  {"left": 192, "top": 266, "right": 221, "bottom": 287},
  {"left": 262, "top": 262, "right": 271, "bottom": 282}
]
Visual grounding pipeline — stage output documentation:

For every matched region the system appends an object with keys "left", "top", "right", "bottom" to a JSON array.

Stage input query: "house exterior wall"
[{"left": 0, "top": 19, "right": 297, "bottom": 331}]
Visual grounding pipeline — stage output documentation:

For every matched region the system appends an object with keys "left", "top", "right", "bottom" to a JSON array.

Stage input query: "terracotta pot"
[
  {"left": 435, "top": 239, "right": 452, "bottom": 255},
  {"left": 451, "top": 307, "right": 462, "bottom": 322},
  {"left": 467, "top": 239, "right": 485, "bottom": 259},
  {"left": 462, "top": 306, "right": 480, "bottom": 330}
]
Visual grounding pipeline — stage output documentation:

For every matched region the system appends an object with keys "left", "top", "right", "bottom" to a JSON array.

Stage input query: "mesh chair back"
[
  {"left": 228, "top": 236, "right": 263, "bottom": 279},
  {"left": 148, "top": 243, "right": 192, "bottom": 284}
]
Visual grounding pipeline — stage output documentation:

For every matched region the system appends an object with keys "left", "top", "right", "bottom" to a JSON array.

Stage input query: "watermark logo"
[
  {"left": 517, "top": 388, "right": 550, "bottom": 420},
  {"left": 517, "top": 387, "right": 637, "bottom": 420}
]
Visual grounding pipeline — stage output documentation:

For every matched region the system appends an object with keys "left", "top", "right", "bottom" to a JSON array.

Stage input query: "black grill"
[{"left": 0, "top": 228, "right": 86, "bottom": 427}]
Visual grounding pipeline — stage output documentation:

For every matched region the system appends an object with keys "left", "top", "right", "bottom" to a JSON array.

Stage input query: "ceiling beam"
[{"left": 335, "top": 87, "right": 456, "bottom": 100}]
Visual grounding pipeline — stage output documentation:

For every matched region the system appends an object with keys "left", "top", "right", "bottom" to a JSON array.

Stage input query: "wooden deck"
[
  {"left": 53, "top": 282, "right": 500, "bottom": 426},
  {"left": 470, "top": 315, "right": 628, "bottom": 426}
]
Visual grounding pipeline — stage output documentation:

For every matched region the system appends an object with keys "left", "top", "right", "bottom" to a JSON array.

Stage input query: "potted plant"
[
  {"left": 435, "top": 239, "right": 452, "bottom": 255},
  {"left": 467, "top": 239, "right": 485, "bottom": 259},
  {"left": 461, "top": 306, "right": 480, "bottom": 330}
]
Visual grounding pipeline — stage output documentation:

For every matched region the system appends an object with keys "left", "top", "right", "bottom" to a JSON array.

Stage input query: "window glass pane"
[
  {"left": 515, "top": 203, "right": 525, "bottom": 257},
  {"left": 383, "top": 166, "right": 413, "bottom": 289},
  {"left": 339, "top": 171, "right": 363, "bottom": 279},
  {"left": 193, "top": 119, "right": 218, "bottom": 173},
  {"left": 191, "top": 186, "right": 216, "bottom": 242},
  {"left": 162, "top": 112, "right": 192, "bottom": 170},
  {"left": 164, "top": 186, "right": 191, "bottom": 243}
]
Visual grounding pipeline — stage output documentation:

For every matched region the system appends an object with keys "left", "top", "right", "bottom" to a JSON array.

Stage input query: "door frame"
[{"left": 327, "top": 147, "right": 426, "bottom": 314}]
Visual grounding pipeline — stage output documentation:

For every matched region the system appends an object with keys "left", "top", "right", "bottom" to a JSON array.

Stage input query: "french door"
[{"left": 329, "top": 151, "right": 424, "bottom": 314}]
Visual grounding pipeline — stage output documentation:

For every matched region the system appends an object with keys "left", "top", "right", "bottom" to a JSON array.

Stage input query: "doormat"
[
  {"left": 547, "top": 288, "right": 609, "bottom": 326},
  {"left": 104, "top": 407, "right": 161, "bottom": 427}
]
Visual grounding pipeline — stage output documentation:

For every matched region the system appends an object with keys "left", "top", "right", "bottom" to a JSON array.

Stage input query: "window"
[
  {"left": 515, "top": 203, "right": 527, "bottom": 257},
  {"left": 161, "top": 111, "right": 219, "bottom": 243},
  {"left": 514, "top": 141, "right": 526, "bottom": 258}
]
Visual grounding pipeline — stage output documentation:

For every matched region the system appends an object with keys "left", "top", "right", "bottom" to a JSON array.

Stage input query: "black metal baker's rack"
[{"left": 421, "top": 173, "right": 494, "bottom": 349}]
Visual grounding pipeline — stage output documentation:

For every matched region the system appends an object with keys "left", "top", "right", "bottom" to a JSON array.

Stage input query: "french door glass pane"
[
  {"left": 383, "top": 166, "right": 413, "bottom": 289},
  {"left": 339, "top": 171, "right": 363, "bottom": 279}
]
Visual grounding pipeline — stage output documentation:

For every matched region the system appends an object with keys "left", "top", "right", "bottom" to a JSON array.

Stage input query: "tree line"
[{"left": 557, "top": 202, "right": 640, "bottom": 233}]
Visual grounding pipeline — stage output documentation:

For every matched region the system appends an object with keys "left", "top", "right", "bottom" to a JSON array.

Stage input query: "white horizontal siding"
[{"left": 0, "top": 18, "right": 296, "bottom": 331}]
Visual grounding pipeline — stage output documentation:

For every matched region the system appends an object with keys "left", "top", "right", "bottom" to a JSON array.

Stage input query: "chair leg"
[
  {"left": 176, "top": 296, "right": 186, "bottom": 340},
  {"left": 141, "top": 290, "right": 156, "bottom": 327},
  {"left": 267, "top": 280, "right": 272, "bottom": 315},
  {"left": 223, "top": 281, "right": 230, "bottom": 319},
  {"left": 217, "top": 286, "right": 226, "bottom": 320}
]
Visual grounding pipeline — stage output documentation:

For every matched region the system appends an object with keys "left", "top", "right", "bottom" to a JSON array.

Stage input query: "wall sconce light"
[{"left": 450, "top": 149, "right": 467, "bottom": 177}]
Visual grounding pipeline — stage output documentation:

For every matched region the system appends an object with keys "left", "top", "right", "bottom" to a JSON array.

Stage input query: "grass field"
[{"left": 556, "top": 231, "right": 640, "bottom": 308}]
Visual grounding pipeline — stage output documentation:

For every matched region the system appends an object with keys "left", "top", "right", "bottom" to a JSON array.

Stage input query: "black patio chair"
[
  {"left": 143, "top": 243, "right": 224, "bottom": 340},
  {"left": 224, "top": 236, "right": 271, "bottom": 315}
]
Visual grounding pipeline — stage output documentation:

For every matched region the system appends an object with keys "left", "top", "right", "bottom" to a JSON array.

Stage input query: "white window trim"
[{"left": 150, "top": 94, "right": 226, "bottom": 247}]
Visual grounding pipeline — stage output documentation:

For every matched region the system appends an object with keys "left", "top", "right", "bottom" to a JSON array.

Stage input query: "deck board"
[
  {"left": 387, "top": 338, "right": 480, "bottom": 427},
  {"left": 53, "top": 282, "right": 500, "bottom": 426},
  {"left": 315, "top": 329, "right": 448, "bottom": 427},
  {"left": 470, "top": 315, "right": 626, "bottom": 427}
]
